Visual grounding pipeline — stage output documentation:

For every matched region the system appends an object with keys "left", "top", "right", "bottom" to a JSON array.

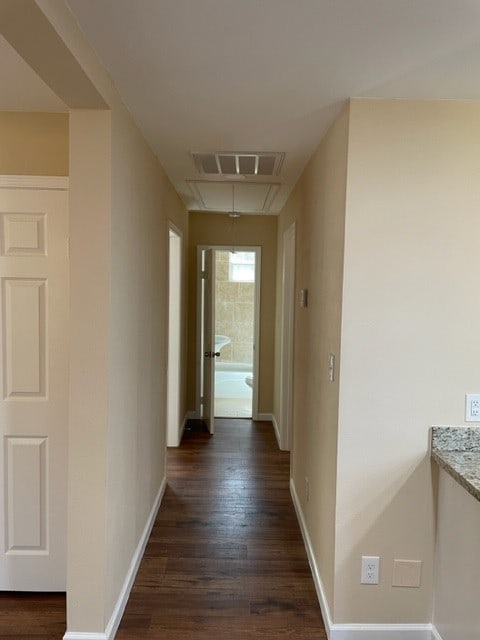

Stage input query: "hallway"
[{"left": 116, "top": 419, "right": 326, "bottom": 639}]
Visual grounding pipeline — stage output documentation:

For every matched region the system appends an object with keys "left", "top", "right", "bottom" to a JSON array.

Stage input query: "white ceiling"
[
  {"left": 19, "top": 0, "right": 480, "bottom": 213},
  {"left": 0, "top": 35, "right": 66, "bottom": 113}
]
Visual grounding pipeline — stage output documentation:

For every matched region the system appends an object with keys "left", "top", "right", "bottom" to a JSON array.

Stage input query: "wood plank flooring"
[
  {"left": 0, "top": 592, "right": 66, "bottom": 639},
  {"left": 116, "top": 419, "right": 326, "bottom": 639},
  {"left": 0, "top": 419, "right": 326, "bottom": 639}
]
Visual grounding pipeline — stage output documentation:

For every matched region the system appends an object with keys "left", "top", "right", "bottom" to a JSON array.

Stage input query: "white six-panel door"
[
  {"left": 202, "top": 249, "right": 215, "bottom": 434},
  {"left": 0, "top": 180, "right": 68, "bottom": 590}
]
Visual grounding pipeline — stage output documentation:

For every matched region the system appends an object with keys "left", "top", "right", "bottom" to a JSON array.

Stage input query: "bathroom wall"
[
  {"left": 215, "top": 250, "right": 255, "bottom": 365},
  {"left": 187, "top": 212, "right": 277, "bottom": 415}
]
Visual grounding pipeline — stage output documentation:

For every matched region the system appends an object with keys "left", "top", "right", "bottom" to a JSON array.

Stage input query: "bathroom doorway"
[{"left": 197, "top": 246, "right": 260, "bottom": 421}]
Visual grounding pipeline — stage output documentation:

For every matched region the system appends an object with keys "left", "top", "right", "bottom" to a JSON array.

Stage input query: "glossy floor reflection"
[{"left": 116, "top": 419, "right": 327, "bottom": 639}]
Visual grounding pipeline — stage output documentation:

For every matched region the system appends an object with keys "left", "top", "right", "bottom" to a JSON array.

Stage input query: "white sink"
[{"left": 215, "top": 334, "right": 231, "bottom": 352}]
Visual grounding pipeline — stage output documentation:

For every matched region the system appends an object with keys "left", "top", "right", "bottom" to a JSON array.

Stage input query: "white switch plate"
[
  {"left": 328, "top": 353, "right": 335, "bottom": 382},
  {"left": 392, "top": 559, "right": 422, "bottom": 588},
  {"left": 465, "top": 394, "right": 480, "bottom": 422},
  {"left": 361, "top": 556, "right": 380, "bottom": 584}
]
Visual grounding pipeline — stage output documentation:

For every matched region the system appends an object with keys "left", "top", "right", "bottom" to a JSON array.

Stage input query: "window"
[{"left": 229, "top": 251, "right": 255, "bottom": 282}]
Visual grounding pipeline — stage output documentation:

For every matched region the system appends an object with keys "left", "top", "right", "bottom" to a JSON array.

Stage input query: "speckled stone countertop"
[{"left": 431, "top": 426, "right": 480, "bottom": 503}]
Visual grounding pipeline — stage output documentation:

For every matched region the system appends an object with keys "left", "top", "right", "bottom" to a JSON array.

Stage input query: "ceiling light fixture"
[{"left": 228, "top": 184, "right": 240, "bottom": 218}]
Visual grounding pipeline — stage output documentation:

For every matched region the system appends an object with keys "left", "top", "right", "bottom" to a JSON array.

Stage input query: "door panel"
[
  {"left": 202, "top": 249, "right": 215, "bottom": 433},
  {"left": 6, "top": 436, "right": 47, "bottom": 553},
  {"left": 0, "top": 187, "right": 68, "bottom": 590},
  {"left": 3, "top": 278, "right": 46, "bottom": 397}
]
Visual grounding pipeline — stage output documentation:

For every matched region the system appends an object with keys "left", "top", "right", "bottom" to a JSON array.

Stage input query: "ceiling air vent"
[{"left": 192, "top": 152, "right": 284, "bottom": 177}]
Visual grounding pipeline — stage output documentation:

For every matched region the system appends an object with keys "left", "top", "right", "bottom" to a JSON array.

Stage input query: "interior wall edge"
[{"left": 289, "top": 477, "right": 334, "bottom": 635}]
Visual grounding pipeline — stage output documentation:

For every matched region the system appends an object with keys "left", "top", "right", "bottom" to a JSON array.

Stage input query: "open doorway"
[
  {"left": 214, "top": 249, "right": 256, "bottom": 418},
  {"left": 197, "top": 246, "right": 260, "bottom": 424},
  {"left": 167, "top": 224, "right": 182, "bottom": 446}
]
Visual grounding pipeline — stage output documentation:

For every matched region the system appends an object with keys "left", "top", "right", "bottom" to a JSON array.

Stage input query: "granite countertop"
[{"left": 431, "top": 426, "right": 480, "bottom": 503}]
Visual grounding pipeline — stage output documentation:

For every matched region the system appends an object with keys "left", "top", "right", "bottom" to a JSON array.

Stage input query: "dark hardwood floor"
[
  {"left": 116, "top": 419, "right": 326, "bottom": 639},
  {"left": 0, "top": 592, "right": 66, "bottom": 639},
  {"left": 0, "top": 419, "right": 326, "bottom": 639}
]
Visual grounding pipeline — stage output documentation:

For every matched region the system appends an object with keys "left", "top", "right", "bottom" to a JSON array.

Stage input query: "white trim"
[
  {"left": 180, "top": 413, "right": 187, "bottom": 441},
  {"left": 251, "top": 247, "right": 261, "bottom": 421},
  {"left": 290, "top": 477, "right": 334, "bottom": 635},
  {"left": 330, "top": 625, "right": 433, "bottom": 640},
  {"left": 196, "top": 245, "right": 261, "bottom": 422},
  {"left": 430, "top": 626, "right": 443, "bottom": 640},
  {"left": 256, "top": 412, "right": 273, "bottom": 421},
  {"left": 63, "top": 477, "right": 166, "bottom": 640},
  {"left": 256, "top": 412, "right": 282, "bottom": 451},
  {"left": 0, "top": 175, "right": 69, "bottom": 190},
  {"left": 195, "top": 247, "right": 203, "bottom": 418},
  {"left": 64, "top": 633, "right": 106, "bottom": 640},
  {"left": 279, "top": 222, "right": 295, "bottom": 451},
  {"left": 271, "top": 413, "right": 281, "bottom": 448},
  {"left": 290, "top": 478, "right": 434, "bottom": 640},
  {"left": 167, "top": 223, "right": 183, "bottom": 447}
]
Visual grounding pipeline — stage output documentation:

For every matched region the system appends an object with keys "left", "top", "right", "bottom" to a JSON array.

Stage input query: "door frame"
[
  {"left": 279, "top": 222, "right": 295, "bottom": 450},
  {"left": 0, "top": 174, "right": 69, "bottom": 590},
  {"left": 196, "top": 245, "right": 261, "bottom": 421},
  {"left": 167, "top": 222, "right": 183, "bottom": 446}
]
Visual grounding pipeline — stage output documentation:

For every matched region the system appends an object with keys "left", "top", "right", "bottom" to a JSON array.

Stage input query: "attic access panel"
[{"left": 187, "top": 181, "right": 279, "bottom": 213}]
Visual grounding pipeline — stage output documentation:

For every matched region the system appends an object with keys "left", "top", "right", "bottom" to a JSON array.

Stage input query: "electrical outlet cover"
[
  {"left": 392, "top": 559, "right": 422, "bottom": 587},
  {"left": 466, "top": 394, "right": 480, "bottom": 422},
  {"left": 361, "top": 556, "right": 380, "bottom": 584}
]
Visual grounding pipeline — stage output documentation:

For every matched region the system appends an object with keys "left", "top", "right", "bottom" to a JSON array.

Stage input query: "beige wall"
[
  {"left": 433, "top": 469, "right": 480, "bottom": 639},
  {"left": 334, "top": 99, "right": 480, "bottom": 623},
  {"left": 275, "top": 105, "right": 349, "bottom": 612},
  {"left": 276, "top": 98, "right": 480, "bottom": 627},
  {"left": 68, "top": 110, "right": 111, "bottom": 631},
  {"left": 105, "top": 104, "right": 188, "bottom": 618},
  {"left": 215, "top": 250, "right": 255, "bottom": 364},
  {"left": 0, "top": 111, "right": 68, "bottom": 176},
  {"left": 20, "top": 3, "right": 189, "bottom": 635},
  {"left": 187, "top": 213, "right": 277, "bottom": 415},
  {"left": 69, "top": 105, "right": 188, "bottom": 633}
]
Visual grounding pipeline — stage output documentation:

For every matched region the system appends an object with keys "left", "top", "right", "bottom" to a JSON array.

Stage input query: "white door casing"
[
  {"left": 167, "top": 225, "right": 182, "bottom": 447},
  {"left": 280, "top": 222, "right": 295, "bottom": 451},
  {"left": 202, "top": 248, "right": 215, "bottom": 434},
  {"left": 196, "top": 245, "right": 261, "bottom": 422},
  {"left": 0, "top": 180, "right": 69, "bottom": 590}
]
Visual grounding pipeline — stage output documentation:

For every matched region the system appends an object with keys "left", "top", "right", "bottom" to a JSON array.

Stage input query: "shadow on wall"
[{"left": 333, "top": 455, "right": 435, "bottom": 624}]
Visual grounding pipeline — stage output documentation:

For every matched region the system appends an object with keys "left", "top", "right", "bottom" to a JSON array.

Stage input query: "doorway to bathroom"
[{"left": 197, "top": 246, "right": 260, "bottom": 426}]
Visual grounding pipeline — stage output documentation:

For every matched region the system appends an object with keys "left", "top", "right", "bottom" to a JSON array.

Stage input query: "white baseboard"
[
  {"left": 64, "top": 634, "right": 106, "bottom": 640},
  {"left": 271, "top": 413, "right": 281, "bottom": 448},
  {"left": 290, "top": 478, "right": 434, "bottom": 640},
  {"left": 256, "top": 412, "right": 273, "bottom": 422},
  {"left": 430, "top": 626, "right": 443, "bottom": 640},
  {"left": 290, "top": 478, "right": 334, "bottom": 635},
  {"left": 180, "top": 413, "right": 187, "bottom": 441},
  {"left": 331, "top": 625, "right": 433, "bottom": 639},
  {"left": 64, "top": 476, "right": 166, "bottom": 640}
]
